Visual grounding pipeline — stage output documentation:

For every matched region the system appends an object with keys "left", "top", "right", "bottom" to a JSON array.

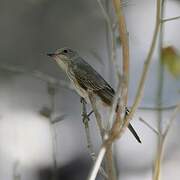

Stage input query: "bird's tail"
[
  {"left": 128, "top": 123, "right": 141, "bottom": 143},
  {"left": 125, "top": 108, "right": 141, "bottom": 143}
]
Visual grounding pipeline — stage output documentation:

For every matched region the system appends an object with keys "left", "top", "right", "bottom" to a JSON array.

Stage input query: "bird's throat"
[{"left": 56, "top": 59, "right": 68, "bottom": 72}]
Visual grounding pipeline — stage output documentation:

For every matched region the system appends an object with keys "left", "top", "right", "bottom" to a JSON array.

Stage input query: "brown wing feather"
[{"left": 71, "top": 57, "right": 115, "bottom": 105}]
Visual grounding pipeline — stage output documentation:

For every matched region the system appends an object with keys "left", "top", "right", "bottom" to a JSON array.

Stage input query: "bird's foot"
[
  {"left": 82, "top": 112, "right": 90, "bottom": 124},
  {"left": 80, "top": 97, "right": 87, "bottom": 104}
]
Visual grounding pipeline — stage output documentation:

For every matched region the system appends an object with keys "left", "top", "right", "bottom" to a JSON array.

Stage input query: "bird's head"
[{"left": 47, "top": 47, "right": 78, "bottom": 71}]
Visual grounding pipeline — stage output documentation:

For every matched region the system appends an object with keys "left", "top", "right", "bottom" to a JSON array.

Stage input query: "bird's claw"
[
  {"left": 82, "top": 112, "right": 90, "bottom": 123},
  {"left": 80, "top": 97, "right": 87, "bottom": 104}
]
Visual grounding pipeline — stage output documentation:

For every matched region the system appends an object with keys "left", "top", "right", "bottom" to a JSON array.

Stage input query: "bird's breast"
[{"left": 67, "top": 68, "right": 90, "bottom": 102}]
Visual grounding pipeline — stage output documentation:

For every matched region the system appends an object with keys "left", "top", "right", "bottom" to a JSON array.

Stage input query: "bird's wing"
[
  {"left": 71, "top": 57, "right": 142, "bottom": 143},
  {"left": 71, "top": 57, "right": 115, "bottom": 105}
]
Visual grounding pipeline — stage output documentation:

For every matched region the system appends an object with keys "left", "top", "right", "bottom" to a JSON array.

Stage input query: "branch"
[
  {"left": 113, "top": 0, "right": 129, "bottom": 104},
  {"left": 163, "top": 104, "right": 180, "bottom": 139},
  {"left": 126, "top": 0, "right": 161, "bottom": 121},
  {"left": 88, "top": 92, "right": 105, "bottom": 138},
  {"left": 101, "top": 0, "right": 130, "bottom": 145},
  {"left": 137, "top": 105, "right": 177, "bottom": 111},
  {"left": 153, "top": 104, "right": 180, "bottom": 180},
  {"left": 153, "top": 1, "right": 166, "bottom": 179},
  {"left": 0, "top": 63, "right": 73, "bottom": 90},
  {"left": 139, "top": 117, "right": 159, "bottom": 135},
  {"left": 88, "top": 1, "right": 131, "bottom": 179},
  {"left": 107, "top": 76, "right": 123, "bottom": 129},
  {"left": 89, "top": 0, "right": 162, "bottom": 178},
  {"left": 162, "top": 16, "right": 180, "bottom": 23},
  {"left": 88, "top": 143, "right": 107, "bottom": 180},
  {"left": 88, "top": 91, "right": 118, "bottom": 180},
  {"left": 97, "top": 0, "right": 119, "bottom": 76},
  {"left": 81, "top": 98, "right": 107, "bottom": 178}
]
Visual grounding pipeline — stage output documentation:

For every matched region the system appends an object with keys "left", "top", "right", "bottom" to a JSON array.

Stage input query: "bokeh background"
[{"left": 0, "top": 0, "right": 179, "bottom": 180}]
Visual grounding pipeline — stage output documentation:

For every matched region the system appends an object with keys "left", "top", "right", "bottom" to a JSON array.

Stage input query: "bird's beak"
[{"left": 47, "top": 53, "right": 55, "bottom": 57}]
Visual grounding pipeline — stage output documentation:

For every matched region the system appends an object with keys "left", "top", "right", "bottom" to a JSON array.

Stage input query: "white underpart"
[
  {"left": 67, "top": 69, "right": 90, "bottom": 102},
  {"left": 55, "top": 58, "right": 68, "bottom": 72}
]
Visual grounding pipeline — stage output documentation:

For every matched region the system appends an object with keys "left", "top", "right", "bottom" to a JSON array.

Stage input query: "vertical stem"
[
  {"left": 153, "top": 1, "right": 165, "bottom": 180},
  {"left": 112, "top": 0, "right": 129, "bottom": 104},
  {"left": 105, "top": 145, "right": 116, "bottom": 180},
  {"left": 88, "top": 92, "right": 116, "bottom": 180},
  {"left": 157, "top": 0, "right": 165, "bottom": 134},
  {"left": 153, "top": 138, "right": 164, "bottom": 180},
  {"left": 126, "top": 0, "right": 161, "bottom": 121}
]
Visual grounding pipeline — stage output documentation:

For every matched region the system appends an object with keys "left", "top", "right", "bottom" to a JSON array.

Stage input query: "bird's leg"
[
  {"left": 87, "top": 110, "right": 94, "bottom": 118},
  {"left": 80, "top": 97, "right": 86, "bottom": 104},
  {"left": 125, "top": 107, "right": 130, "bottom": 117},
  {"left": 80, "top": 97, "right": 90, "bottom": 124},
  {"left": 80, "top": 97, "right": 94, "bottom": 120}
]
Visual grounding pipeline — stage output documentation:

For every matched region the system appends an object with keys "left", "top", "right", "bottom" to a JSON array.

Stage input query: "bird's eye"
[{"left": 63, "top": 49, "right": 68, "bottom": 53}]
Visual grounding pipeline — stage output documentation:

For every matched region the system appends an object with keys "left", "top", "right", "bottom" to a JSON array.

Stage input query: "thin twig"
[
  {"left": 139, "top": 117, "right": 159, "bottom": 135},
  {"left": 163, "top": 104, "right": 180, "bottom": 139},
  {"left": 153, "top": 1, "right": 165, "bottom": 179},
  {"left": 125, "top": 0, "right": 162, "bottom": 121},
  {"left": 137, "top": 105, "right": 177, "bottom": 111},
  {"left": 88, "top": 92, "right": 105, "bottom": 138},
  {"left": 97, "top": 0, "right": 118, "bottom": 75},
  {"left": 162, "top": 16, "right": 180, "bottom": 23},
  {"left": 0, "top": 63, "right": 73, "bottom": 90},
  {"left": 153, "top": 104, "right": 180, "bottom": 180}
]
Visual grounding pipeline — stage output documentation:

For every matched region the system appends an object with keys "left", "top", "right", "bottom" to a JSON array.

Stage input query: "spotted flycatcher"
[{"left": 47, "top": 47, "right": 141, "bottom": 143}]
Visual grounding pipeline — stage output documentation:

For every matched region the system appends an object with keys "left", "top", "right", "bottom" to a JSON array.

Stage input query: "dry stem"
[
  {"left": 0, "top": 63, "right": 73, "bottom": 90},
  {"left": 88, "top": 144, "right": 107, "bottom": 180},
  {"left": 88, "top": 0, "right": 162, "bottom": 179},
  {"left": 139, "top": 117, "right": 159, "bottom": 135},
  {"left": 88, "top": 92, "right": 116, "bottom": 180},
  {"left": 153, "top": 1, "right": 165, "bottom": 179},
  {"left": 126, "top": 0, "right": 162, "bottom": 121},
  {"left": 138, "top": 105, "right": 177, "bottom": 111},
  {"left": 97, "top": 0, "right": 116, "bottom": 65},
  {"left": 162, "top": 16, "right": 180, "bottom": 23},
  {"left": 153, "top": 104, "right": 180, "bottom": 180},
  {"left": 163, "top": 104, "right": 180, "bottom": 139},
  {"left": 112, "top": 0, "right": 129, "bottom": 104},
  {"left": 88, "top": 92, "right": 105, "bottom": 138},
  {"left": 81, "top": 98, "right": 107, "bottom": 178}
]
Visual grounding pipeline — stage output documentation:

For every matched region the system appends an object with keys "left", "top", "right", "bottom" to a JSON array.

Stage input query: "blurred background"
[{"left": 0, "top": 0, "right": 179, "bottom": 180}]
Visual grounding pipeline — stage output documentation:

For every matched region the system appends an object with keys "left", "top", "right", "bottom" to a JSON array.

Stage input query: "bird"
[{"left": 47, "top": 47, "right": 141, "bottom": 143}]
